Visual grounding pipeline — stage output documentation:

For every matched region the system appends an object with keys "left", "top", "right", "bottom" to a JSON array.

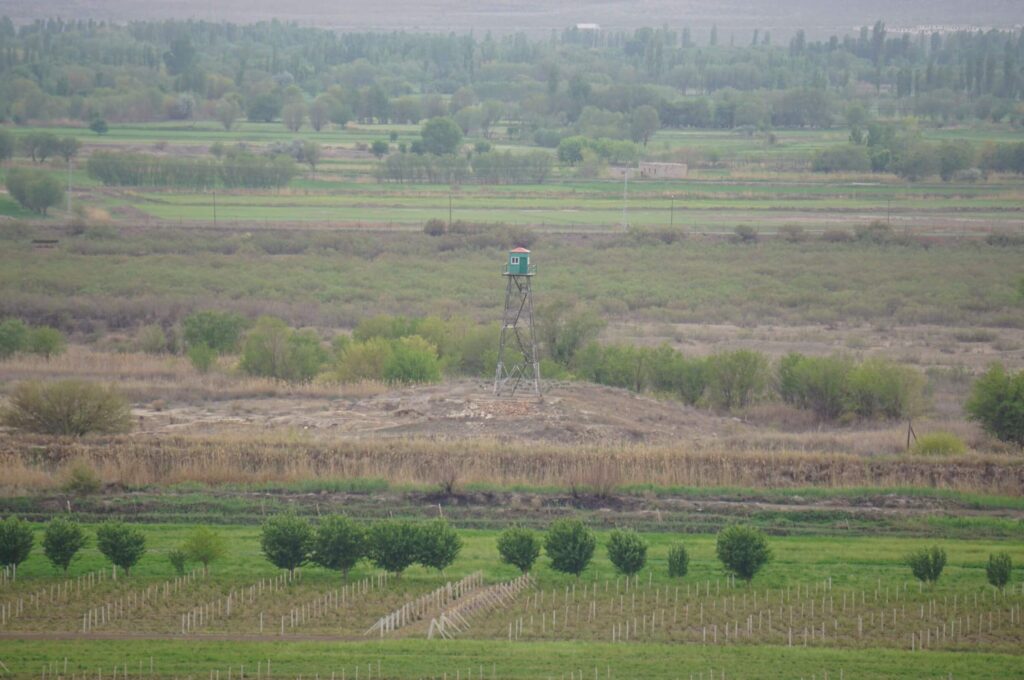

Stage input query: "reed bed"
[{"left": 0, "top": 433, "right": 1020, "bottom": 496}]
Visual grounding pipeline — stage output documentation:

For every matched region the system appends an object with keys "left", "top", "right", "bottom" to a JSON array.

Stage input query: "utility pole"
[
  {"left": 67, "top": 159, "right": 72, "bottom": 215},
  {"left": 622, "top": 168, "right": 630, "bottom": 230},
  {"left": 670, "top": 196, "right": 675, "bottom": 230},
  {"left": 213, "top": 190, "right": 217, "bottom": 226}
]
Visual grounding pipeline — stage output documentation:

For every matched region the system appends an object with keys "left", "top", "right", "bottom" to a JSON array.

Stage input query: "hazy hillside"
[{"left": 1, "top": 0, "right": 1021, "bottom": 38}]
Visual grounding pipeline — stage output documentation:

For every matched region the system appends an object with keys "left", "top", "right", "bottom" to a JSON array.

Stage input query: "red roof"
[{"left": 510, "top": 247, "right": 530, "bottom": 253}]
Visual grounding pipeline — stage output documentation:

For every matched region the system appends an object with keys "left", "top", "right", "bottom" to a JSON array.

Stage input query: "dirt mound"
[{"left": 136, "top": 380, "right": 749, "bottom": 445}]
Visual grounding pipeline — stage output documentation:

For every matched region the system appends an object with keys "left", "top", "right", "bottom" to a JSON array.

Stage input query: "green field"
[{"left": 0, "top": 524, "right": 1022, "bottom": 678}]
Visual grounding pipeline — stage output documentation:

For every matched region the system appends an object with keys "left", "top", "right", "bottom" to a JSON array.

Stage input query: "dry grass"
[
  {"left": 0, "top": 433, "right": 1020, "bottom": 496},
  {"left": 0, "top": 347, "right": 388, "bottom": 402}
]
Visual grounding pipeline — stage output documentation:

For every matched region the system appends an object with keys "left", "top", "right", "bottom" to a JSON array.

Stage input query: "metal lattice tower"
[{"left": 494, "top": 247, "right": 541, "bottom": 398}]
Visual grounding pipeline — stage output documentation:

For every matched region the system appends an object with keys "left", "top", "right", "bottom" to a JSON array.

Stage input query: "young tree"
[
  {"left": 0, "top": 516, "right": 34, "bottom": 572},
  {"left": 420, "top": 117, "right": 463, "bottom": 155},
  {"left": 182, "top": 527, "right": 226, "bottom": 575},
  {"left": 0, "top": 128, "right": 14, "bottom": 162},
  {"left": 5, "top": 167, "right": 65, "bottom": 215},
  {"left": 606, "top": 529, "right": 647, "bottom": 576},
  {"left": 544, "top": 519, "right": 596, "bottom": 578},
  {"left": 497, "top": 526, "right": 541, "bottom": 574},
  {"left": 168, "top": 548, "right": 188, "bottom": 576},
  {"left": 704, "top": 350, "right": 770, "bottom": 411},
  {"left": 907, "top": 546, "right": 946, "bottom": 585},
  {"left": 57, "top": 137, "right": 81, "bottom": 163},
  {"left": 367, "top": 520, "right": 421, "bottom": 577},
  {"left": 216, "top": 99, "right": 242, "bottom": 131},
  {"left": 965, "top": 363, "right": 1024, "bottom": 446},
  {"left": 89, "top": 119, "right": 109, "bottom": 135},
  {"left": 26, "top": 326, "right": 66, "bottom": 359},
  {"left": 182, "top": 310, "right": 249, "bottom": 353},
  {"left": 96, "top": 522, "right": 146, "bottom": 575},
  {"left": 629, "top": 105, "right": 660, "bottom": 146},
  {"left": 986, "top": 552, "right": 1012, "bottom": 591},
  {"left": 260, "top": 514, "right": 312, "bottom": 575},
  {"left": 42, "top": 516, "right": 87, "bottom": 574},
  {"left": 311, "top": 515, "right": 365, "bottom": 581},
  {"left": 667, "top": 544, "right": 690, "bottom": 578},
  {"left": 281, "top": 102, "right": 306, "bottom": 132},
  {"left": 716, "top": 524, "right": 771, "bottom": 582},
  {"left": 371, "top": 140, "right": 389, "bottom": 159},
  {"left": 416, "top": 519, "right": 462, "bottom": 573}
]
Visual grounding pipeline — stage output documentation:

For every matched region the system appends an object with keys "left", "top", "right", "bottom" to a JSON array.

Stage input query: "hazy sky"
[{"left": 2, "top": 0, "right": 1020, "bottom": 38}]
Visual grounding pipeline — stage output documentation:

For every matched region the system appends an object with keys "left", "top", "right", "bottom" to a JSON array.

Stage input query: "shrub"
[
  {"left": 704, "top": 350, "right": 769, "bottom": 411},
  {"left": 25, "top": 327, "right": 66, "bottom": 359},
  {"left": 820, "top": 229, "right": 853, "bottom": 243},
  {"left": 96, "top": 521, "right": 146, "bottom": 575},
  {"left": 912, "top": 432, "right": 967, "bottom": 456},
  {"left": 382, "top": 336, "right": 442, "bottom": 384},
  {"left": 187, "top": 343, "right": 217, "bottom": 373},
  {"left": 778, "top": 225, "right": 807, "bottom": 243},
  {"left": 168, "top": 548, "right": 188, "bottom": 576},
  {"left": 416, "top": 519, "right": 462, "bottom": 573},
  {"left": 367, "top": 520, "right": 421, "bottom": 577},
  {"left": 845, "top": 359, "right": 925, "bottom": 420},
  {"left": 182, "top": 527, "right": 225, "bottom": 575},
  {"left": 240, "top": 317, "right": 328, "bottom": 382},
  {"left": 811, "top": 145, "right": 871, "bottom": 173},
  {"left": 667, "top": 544, "right": 690, "bottom": 578},
  {"left": 544, "top": 519, "right": 596, "bottom": 578},
  {"left": 311, "top": 515, "right": 366, "bottom": 580},
  {"left": 986, "top": 552, "right": 1012, "bottom": 590},
  {"left": 0, "top": 516, "right": 34, "bottom": 569},
  {"left": 61, "top": 461, "right": 102, "bottom": 495},
  {"left": 424, "top": 218, "right": 447, "bottom": 236},
  {"left": 906, "top": 546, "right": 946, "bottom": 585},
  {"left": 778, "top": 354, "right": 853, "bottom": 420},
  {"left": 260, "top": 514, "right": 312, "bottom": 575},
  {"left": 965, "top": 363, "right": 1024, "bottom": 447},
  {"left": 42, "top": 517, "right": 87, "bottom": 574},
  {"left": 733, "top": 224, "right": 758, "bottom": 243},
  {"left": 497, "top": 526, "right": 541, "bottom": 574},
  {"left": 136, "top": 325, "right": 168, "bottom": 354},
  {"left": 855, "top": 220, "right": 893, "bottom": 244},
  {"left": 182, "top": 311, "right": 249, "bottom": 353},
  {"left": 716, "top": 524, "right": 771, "bottom": 582},
  {"left": 0, "top": 318, "right": 29, "bottom": 358},
  {"left": 4, "top": 167, "right": 64, "bottom": 215},
  {"left": 1, "top": 380, "right": 133, "bottom": 436},
  {"left": 606, "top": 529, "right": 647, "bottom": 576}
]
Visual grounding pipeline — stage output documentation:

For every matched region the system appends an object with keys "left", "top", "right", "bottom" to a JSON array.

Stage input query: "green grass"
[{"left": 2, "top": 639, "right": 1021, "bottom": 679}]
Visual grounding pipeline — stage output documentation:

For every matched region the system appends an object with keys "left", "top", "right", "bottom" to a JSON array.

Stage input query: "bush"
[
  {"left": 704, "top": 350, "right": 769, "bottom": 411},
  {"left": 416, "top": 519, "right": 462, "bottom": 573},
  {"left": 778, "top": 354, "right": 853, "bottom": 420},
  {"left": 1, "top": 380, "right": 133, "bottom": 436},
  {"left": 260, "top": 514, "right": 312, "bottom": 575},
  {"left": 367, "top": 520, "right": 421, "bottom": 577},
  {"left": 544, "top": 519, "right": 596, "bottom": 578},
  {"left": 0, "top": 319, "right": 29, "bottom": 358},
  {"left": 667, "top": 544, "right": 690, "bottom": 578},
  {"left": 240, "top": 317, "right": 328, "bottom": 382},
  {"left": 311, "top": 515, "right": 366, "bottom": 580},
  {"left": 912, "top": 432, "right": 967, "bottom": 456},
  {"left": 61, "top": 461, "right": 102, "bottom": 495},
  {"left": 811, "top": 145, "right": 871, "bottom": 173},
  {"left": 382, "top": 336, "right": 441, "bottom": 384},
  {"left": 0, "top": 516, "right": 34, "bottom": 569},
  {"left": 182, "top": 527, "right": 225, "bottom": 575},
  {"left": 4, "top": 167, "right": 64, "bottom": 215},
  {"left": 606, "top": 529, "right": 647, "bottom": 576},
  {"left": 25, "top": 326, "right": 66, "bottom": 359},
  {"left": 733, "top": 225, "right": 758, "bottom": 243},
  {"left": 168, "top": 548, "right": 188, "bottom": 576},
  {"left": 96, "top": 522, "right": 146, "bottom": 575},
  {"left": 845, "top": 359, "right": 924, "bottom": 420},
  {"left": 424, "top": 218, "right": 447, "bottom": 236},
  {"left": 136, "top": 325, "right": 168, "bottom": 354},
  {"left": 187, "top": 343, "right": 218, "bottom": 373},
  {"left": 42, "top": 517, "right": 87, "bottom": 574},
  {"left": 716, "top": 524, "right": 771, "bottom": 582},
  {"left": 986, "top": 552, "right": 1012, "bottom": 590},
  {"left": 183, "top": 311, "right": 249, "bottom": 353},
  {"left": 906, "top": 546, "right": 946, "bottom": 585},
  {"left": 965, "top": 363, "right": 1024, "bottom": 447},
  {"left": 497, "top": 526, "right": 541, "bottom": 574}
]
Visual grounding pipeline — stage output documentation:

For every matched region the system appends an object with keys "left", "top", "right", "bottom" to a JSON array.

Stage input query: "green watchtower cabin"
[{"left": 505, "top": 247, "right": 535, "bottom": 275}]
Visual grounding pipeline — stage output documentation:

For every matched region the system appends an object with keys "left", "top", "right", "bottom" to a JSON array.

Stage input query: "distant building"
[
  {"left": 575, "top": 23, "right": 601, "bottom": 31},
  {"left": 609, "top": 162, "right": 689, "bottom": 180}
]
